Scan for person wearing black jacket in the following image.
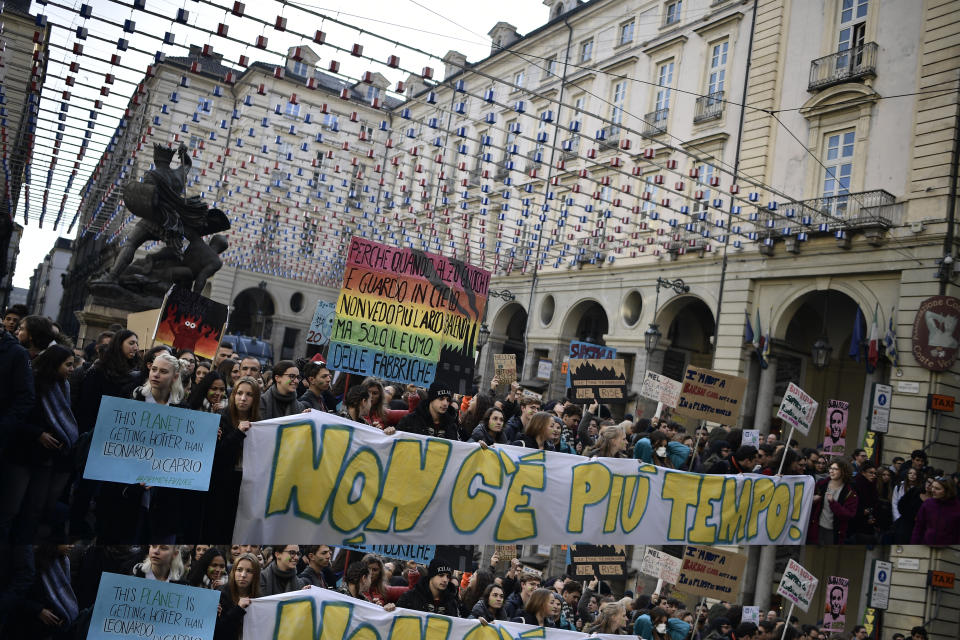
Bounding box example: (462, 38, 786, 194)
(396, 383, 459, 439)
(470, 584, 507, 620)
(299, 545, 336, 588)
(707, 446, 758, 475)
(396, 559, 460, 616)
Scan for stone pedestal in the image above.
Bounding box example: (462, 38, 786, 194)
(74, 293, 158, 349)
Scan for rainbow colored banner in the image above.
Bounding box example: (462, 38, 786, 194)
(327, 237, 491, 392)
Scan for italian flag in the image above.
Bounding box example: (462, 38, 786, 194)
(868, 303, 880, 369)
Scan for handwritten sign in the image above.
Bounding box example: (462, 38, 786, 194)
(569, 545, 627, 578)
(327, 237, 491, 393)
(83, 396, 219, 490)
(822, 399, 848, 456)
(154, 285, 228, 361)
(823, 576, 848, 633)
(494, 353, 517, 386)
(568, 359, 628, 404)
(676, 546, 746, 600)
(89, 572, 219, 640)
(567, 341, 616, 386)
(341, 545, 435, 564)
(640, 547, 682, 584)
(306, 299, 337, 346)
(234, 412, 815, 545)
(742, 429, 760, 448)
(776, 382, 818, 436)
(674, 366, 748, 424)
(494, 545, 517, 567)
(742, 606, 760, 624)
(777, 558, 818, 612)
(537, 358, 553, 380)
(640, 370, 683, 408)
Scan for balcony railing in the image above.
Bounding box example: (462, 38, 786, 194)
(808, 42, 878, 91)
(800, 189, 900, 229)
(694, 91, 724, 123)
(641, 109, 669, 137)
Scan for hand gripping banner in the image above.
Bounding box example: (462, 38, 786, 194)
(243, 586, 633, 640)
(233, 412, 814, 545)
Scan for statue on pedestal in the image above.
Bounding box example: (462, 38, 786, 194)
(91, 143, 231, 308)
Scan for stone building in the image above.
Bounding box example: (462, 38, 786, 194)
(26, 237, 73, 319)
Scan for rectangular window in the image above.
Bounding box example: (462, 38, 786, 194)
(504, 120, 517, 162)
(655, 60, 674, 113)
(707, 40, 728, 98)
(837, 0, 868, 68)
(292, 61, 309, 76)
(664, 0, 682, 26)
(197, 97, 212, 113)
(620, 21, 635, 46)
(822, 130, 855, 215)
(693, 164, 715, 213)
(366, 85, 381, 102)
(580, 39, 593, 62)
(567, 95, 585, 152)
(642, 174, 659, 213)
(544, 57, 557, 81)
(610, 81, 626, 135)
(514, 70, 525, 89)
(284, 101, 300, 119)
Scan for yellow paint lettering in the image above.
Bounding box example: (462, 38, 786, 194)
(749, 477, 775, 539)
(495, 462, 544, 541)
(275, 599, 318, 640)
(331, 450, 381, 532)
(567, 463, 612, 534)
(689, 474, 724, 543)
(620, 475, 650, 533)
(267, 424, 350, 519)
(318, 602, 351, 640)
(389, 616, 451, 640)
(450, 446, 502, 533)
(367, 439, 450, 532)
(717, 477, 752, 542)
(603, 475, 626, 533)
(662, 472, 701, 540)
(766, 483, 791, 540)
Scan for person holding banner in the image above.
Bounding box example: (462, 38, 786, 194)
(511, 412, 557, 451)
(470, 584, 508, 621)
(468, 407, 509, 446)
(397, 382, 459, 440)
(215, 552, 261, 640)
(807, 459, 858, 545)
(514, 588, 558, 628)
(396, 559, 460, 616)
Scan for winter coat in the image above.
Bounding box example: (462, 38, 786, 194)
(469, 423, 508, 446)
(259, 387, 306, 420)
(911, 497, 960, 545)
(806, 479, 858, 544)
(396, 578, 460, 616)
(633, 614, 692, 640)
(470, 599, 507, 620)
(0, 329, 34, 450)
(634, 438, 690, 468)
(396, 403, 459, 440)
(504, 414, 525, 442)
(259, 563, 306, 596)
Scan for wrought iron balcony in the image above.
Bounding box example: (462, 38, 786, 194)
(694, 91, 724, 123)
(641, 109, 669, 137)
(808, 43, 878, 91)
(799, 189, 900, 229)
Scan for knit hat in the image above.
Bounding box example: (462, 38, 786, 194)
(427, 381, 453, 403)
(428, 558, 453, 578)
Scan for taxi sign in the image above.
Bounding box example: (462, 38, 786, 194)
(929, 570, 955, 589)
(929, 394, 955, 412)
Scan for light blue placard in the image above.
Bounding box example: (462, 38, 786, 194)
(89, 572, 219, 640)
(307, 299, 337, 346)
(566, 341, 617, 387)
(341, 544, 436, 564)
(83, 396, 219, 490)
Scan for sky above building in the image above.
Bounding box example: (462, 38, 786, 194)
(11, 0, 551, 287)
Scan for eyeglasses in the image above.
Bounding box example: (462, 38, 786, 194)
(282, 373, 301, 381)
(283, 549, 300, 556)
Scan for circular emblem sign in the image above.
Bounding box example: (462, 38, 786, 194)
(912, 295, 960, 371)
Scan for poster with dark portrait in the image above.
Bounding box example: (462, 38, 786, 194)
(822, 399, 849, 457)
(823, 575, 848, 633)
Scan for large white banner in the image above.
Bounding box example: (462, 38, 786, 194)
(234, 412, 814, 545)
(243, 587, 634, 640)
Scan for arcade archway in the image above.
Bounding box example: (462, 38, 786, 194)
(230, 286, 276, 339)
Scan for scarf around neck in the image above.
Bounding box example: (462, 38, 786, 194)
(42, 380, 78, 448)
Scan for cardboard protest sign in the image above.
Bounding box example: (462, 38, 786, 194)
(640, 370, 683, 408)
(494, 353, 517, 386)
(569, 545, 627, 578)
(822, 400, 848, 456)
(125, 308, 161, 350)
(567, 341, 616, 386)
(341, 545, 435, 564)
(640, 547, 682, 584)
(234, 412, 814, 545)
(742, 429, 760, 448)
(83, 396, 219, 490)
(777, 558, 818, 612)
(521, 389, 543, 402)
(537, 358, 553, 380)
(306, 299, 337, 346)
(823, 576, 849, 633)
(494, 544, 518, 567)
(676, 546, 747, 600)
(327, 237, 491, 393)
(154, 285, 228, 360)
(243, 587, 628, 640)
(675, 366, 748, 423)
(742, 606, 760, 624)
(89, 572, 219, 640)
(568, 359, 628, 404)
(777, 382, 819, 436)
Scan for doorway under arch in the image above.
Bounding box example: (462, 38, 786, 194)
(230, 287, 275, 339)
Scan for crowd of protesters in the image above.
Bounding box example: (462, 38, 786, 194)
(1, 543, 930, 640)
(1, 304, 958, 547)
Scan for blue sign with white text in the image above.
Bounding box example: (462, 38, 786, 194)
(83, 395, 219, 490)
(88, 572, 219, 640)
